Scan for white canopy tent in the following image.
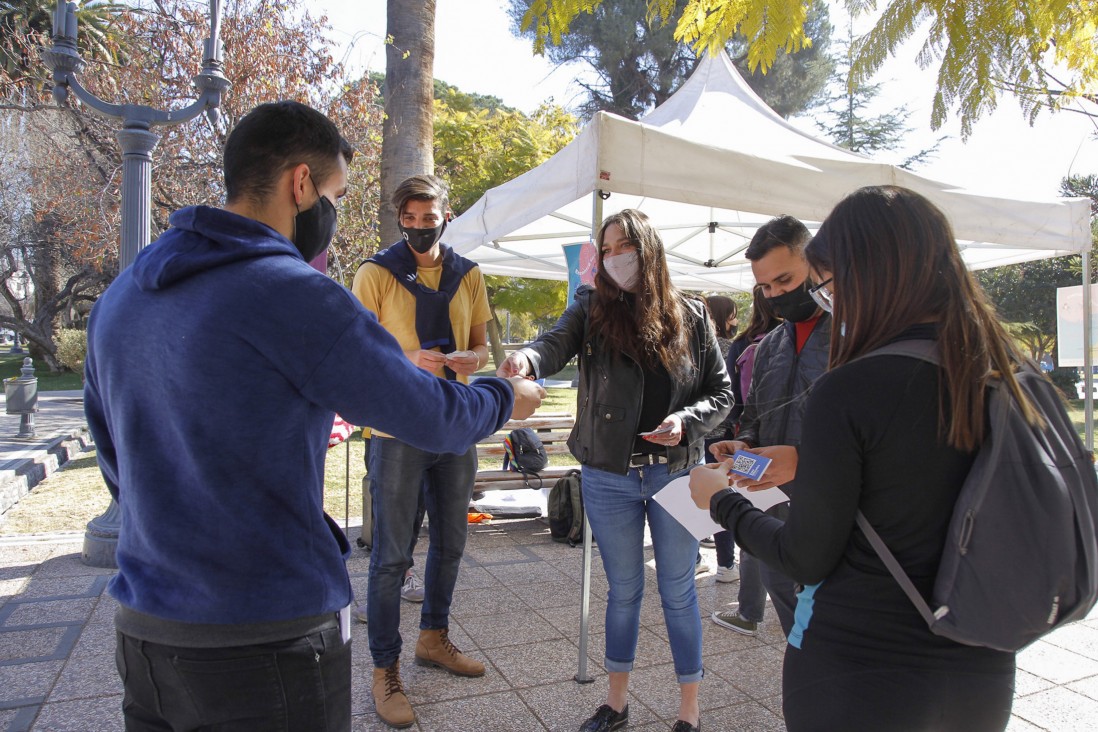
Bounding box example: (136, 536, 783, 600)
(446, 53, 1095, 684)
(447, 51, 1091, 292)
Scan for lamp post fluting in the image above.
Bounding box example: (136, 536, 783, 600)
(42, 1, 231, 568)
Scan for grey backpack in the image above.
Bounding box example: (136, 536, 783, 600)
(548, 469, 584, 546)
(857, 339, 1098, 651)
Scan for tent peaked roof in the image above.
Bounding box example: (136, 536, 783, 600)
(447, 51, 1091, 292)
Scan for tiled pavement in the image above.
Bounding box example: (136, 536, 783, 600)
(2, 526, 1098, 731)
(3, 392, 1098, 730)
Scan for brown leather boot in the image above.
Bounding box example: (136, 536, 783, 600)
(414, 627, 486, 677)
(372, 661, 414, 729)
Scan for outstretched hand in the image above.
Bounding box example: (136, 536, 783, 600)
(689, 461, 733, 510)
(733, 445, 799, 490)
(497, 352, 531, 379)
(508, 376, 546, 420)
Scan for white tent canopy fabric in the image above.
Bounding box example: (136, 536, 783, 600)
(447, 51, 1091, 292)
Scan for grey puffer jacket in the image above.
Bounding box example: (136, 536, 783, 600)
(737, 313, 831, 452)
(518, 286, 733, 475)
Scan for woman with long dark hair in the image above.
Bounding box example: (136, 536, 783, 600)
(691, 186, 1024, 731)
(500, 209, 732, 732)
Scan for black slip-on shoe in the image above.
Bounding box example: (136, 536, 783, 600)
(578, 703, 629, 732)
(671, 720, 700, 732)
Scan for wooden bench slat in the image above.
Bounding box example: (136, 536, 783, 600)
(478, 430, 573, 446)
(473, 413, 579, 496)
(476, 441, 570, 458)
(501, 416, 575, 430)
(473, 478, 555, 491)
(475, 466, 577, 481)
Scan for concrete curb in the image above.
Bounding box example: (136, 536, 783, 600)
(0, 427, 92, 515)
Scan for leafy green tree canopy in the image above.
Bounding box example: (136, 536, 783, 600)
(509, 0, 832, 120)
(519, 0, 1098, 137)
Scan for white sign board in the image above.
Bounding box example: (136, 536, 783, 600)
(1056, 284, 1098, 367)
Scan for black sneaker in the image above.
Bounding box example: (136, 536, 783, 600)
(578, 703, 629, 732)
(671, 721, 701, 732)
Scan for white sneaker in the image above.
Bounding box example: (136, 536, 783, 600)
(401, 573, 425, 603)
(695, 558, 710, 575)
(715, 565, 740, 583)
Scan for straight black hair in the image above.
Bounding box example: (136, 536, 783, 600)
(223, 101, 354, 206)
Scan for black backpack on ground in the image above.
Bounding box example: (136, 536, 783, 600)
(548, 469, 584, 546)
(502, 427, 548, 488)
(857, 339, 1098, 652)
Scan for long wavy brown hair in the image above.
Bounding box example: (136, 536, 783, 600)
(736, 285, 782, 343)
(590, 209, 693, 382)
(805, 185, 1039, 451)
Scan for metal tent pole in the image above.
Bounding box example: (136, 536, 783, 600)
(575, 189, 605, 684)
(1084, 251, 1093, 452)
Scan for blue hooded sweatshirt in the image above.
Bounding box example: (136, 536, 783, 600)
(84, 206, 513, 626)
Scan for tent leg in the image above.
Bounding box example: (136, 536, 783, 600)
(1084, 252, 1093, 452)
(574, 188, 604, 685)
(344, 438, 351, 534)
(592, 189, 604, 244)
(575, 508, 595, 684)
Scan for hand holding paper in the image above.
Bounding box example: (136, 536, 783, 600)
(654, 475, 724, 541)
(689, 457, 791, 514)
(689, 462, 732, 510)
(640, 414, 683, 446)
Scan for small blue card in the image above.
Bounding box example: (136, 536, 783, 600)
(726, 450, 771, 481)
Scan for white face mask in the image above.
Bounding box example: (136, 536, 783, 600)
(602, 251, 641, 292)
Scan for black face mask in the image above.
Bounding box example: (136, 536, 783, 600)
(293, 184, 337, 262)
(399, 221, 446, 255)
(767, 281, 820, 323)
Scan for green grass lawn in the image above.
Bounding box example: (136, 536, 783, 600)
(0, 352, 83, 391)
(2, 385, 581, 534)
(11, 387, 1092, 536)
(1067, 399, 1089, 443)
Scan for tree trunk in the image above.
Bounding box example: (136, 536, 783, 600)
(486, 304, 506, 368)
(380, 0, 436, 246)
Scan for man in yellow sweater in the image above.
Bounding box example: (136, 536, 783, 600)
(351, 175, 491, 729)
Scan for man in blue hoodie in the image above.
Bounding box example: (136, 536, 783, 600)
(83, 101, 545, 732)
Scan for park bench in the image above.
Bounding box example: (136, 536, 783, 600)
(357, 412, 578, 548)
(473, 412, 577, 492)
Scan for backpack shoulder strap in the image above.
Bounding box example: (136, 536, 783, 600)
(855, 511, 939, 627)
(857, 338, 941, 366)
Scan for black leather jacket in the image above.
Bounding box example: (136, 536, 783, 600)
(518, 287, 733, 475)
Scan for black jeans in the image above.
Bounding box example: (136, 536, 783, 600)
(116, 626, 351, 732)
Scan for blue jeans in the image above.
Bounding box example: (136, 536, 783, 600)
(703, 438, 736, 570)
(116, 626, 350, 731)
(736, 550, 767, 623)
(581, 463, 704, 684)
(366, 437, 476, 668)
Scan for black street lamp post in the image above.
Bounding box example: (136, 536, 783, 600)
(42, 1, 231, 568)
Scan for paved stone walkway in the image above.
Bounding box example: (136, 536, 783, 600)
(3, 391, 1098, 730)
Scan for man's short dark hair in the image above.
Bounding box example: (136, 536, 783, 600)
(744, 215, 811, 261)
(391, 175, 449, 217)
(223, 101, 354, 205)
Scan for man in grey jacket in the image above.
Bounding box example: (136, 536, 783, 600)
(709, 215, 831, 638)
